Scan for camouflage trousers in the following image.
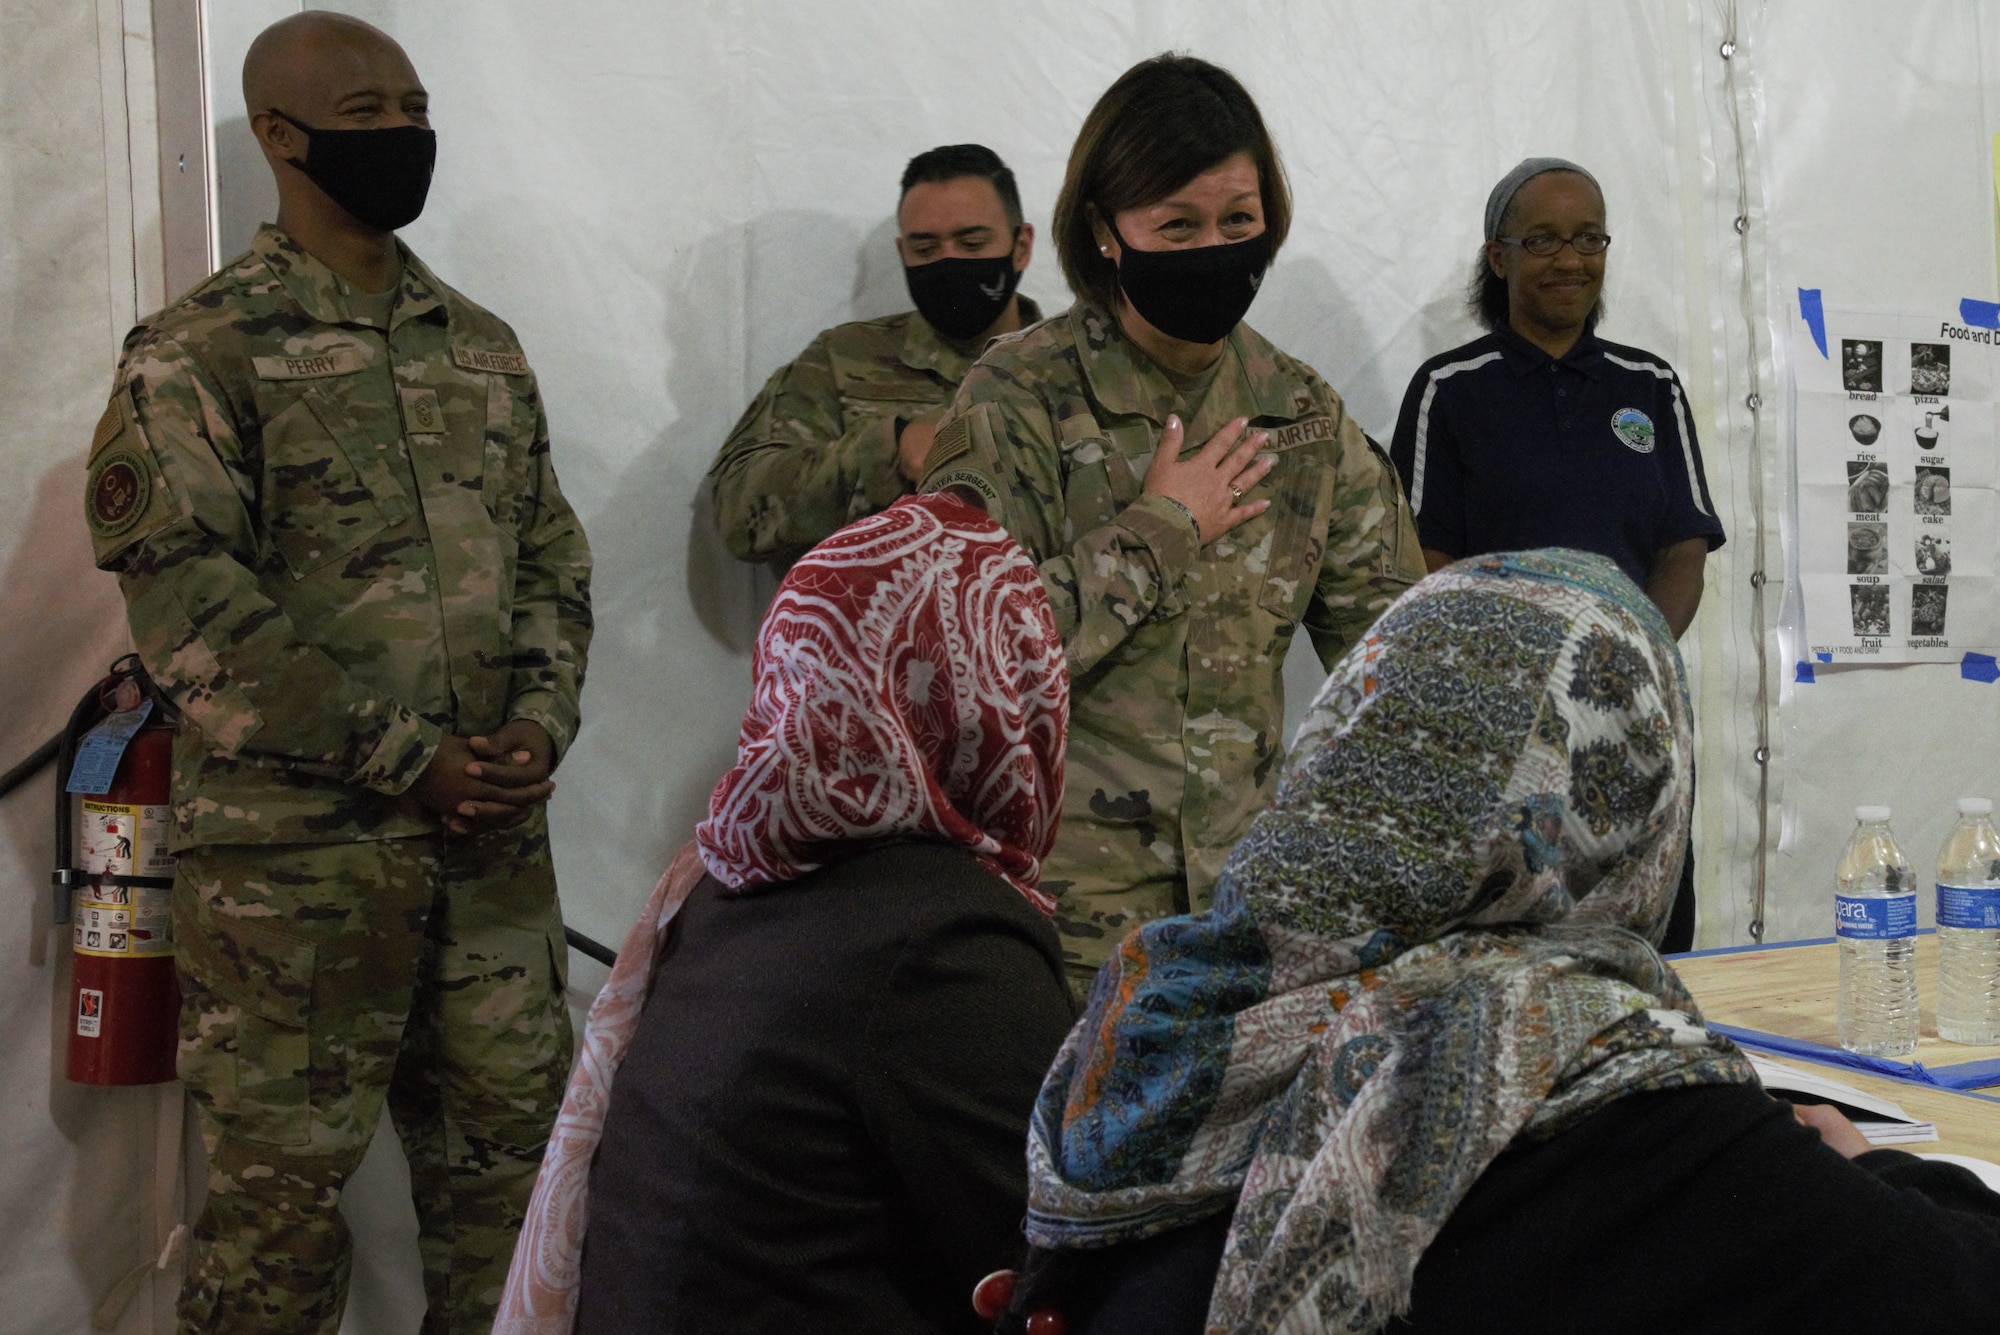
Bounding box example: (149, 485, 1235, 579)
(1052, 870, 1194, 996)
(171, 821, 572, 1335)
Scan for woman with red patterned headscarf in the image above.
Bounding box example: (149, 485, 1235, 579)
(497, 494, 1075, 1335)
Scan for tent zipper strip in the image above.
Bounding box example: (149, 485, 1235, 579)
(1719, 0, 1772, 943)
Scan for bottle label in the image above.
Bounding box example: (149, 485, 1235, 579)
(1937, 882, 2000, 929)
(1836, 892, 1917, 939)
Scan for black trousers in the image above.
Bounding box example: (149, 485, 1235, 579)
(1661, 762, 1697, 954)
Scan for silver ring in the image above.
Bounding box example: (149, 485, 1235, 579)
(1229, 484, 1244, 504)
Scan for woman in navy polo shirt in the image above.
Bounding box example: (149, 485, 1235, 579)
(1389, 157, 1723, 951)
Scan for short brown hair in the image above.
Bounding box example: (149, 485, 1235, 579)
(900, 143, 1022, 227)
(1054, 54, 1292, 316)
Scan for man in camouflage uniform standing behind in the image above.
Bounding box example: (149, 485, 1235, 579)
(82, 15, 591, 1333)
(710, 144, 1041, 566)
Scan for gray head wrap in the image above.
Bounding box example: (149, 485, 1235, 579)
(1483, 156, 1602, 240)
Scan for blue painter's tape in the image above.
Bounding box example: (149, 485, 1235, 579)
(1816, 652, 1833, 663)
(1667, 932, 1930, 962)
(1798, 287, 1827, 357)
(1666, 934, 1837, 961)
(1963, 653, 2000, 683)
(1796, 661, 1816, 683)
(1960, 298, 2000, 330)
(1709, 1022, 2000, 1093)
(1930, 1056, 2000, 1090)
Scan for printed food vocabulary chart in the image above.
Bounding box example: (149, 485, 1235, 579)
(1795, 303, 1998, 662)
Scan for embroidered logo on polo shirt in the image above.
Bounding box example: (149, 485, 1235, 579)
(1610, 408, 1655, 454)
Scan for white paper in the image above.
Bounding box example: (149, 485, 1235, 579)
(1747, 1053, 1940, 1144)
(1749, 1053, 1916, 1121)
(1793, 307, 2000, 662)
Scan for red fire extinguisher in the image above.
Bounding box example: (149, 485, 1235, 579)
(55, 655, 180, 1085)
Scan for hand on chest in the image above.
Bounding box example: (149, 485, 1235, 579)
(1060, 408, 1335, 624)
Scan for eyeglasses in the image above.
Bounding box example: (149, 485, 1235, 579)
(1498, 231, 1612, 258)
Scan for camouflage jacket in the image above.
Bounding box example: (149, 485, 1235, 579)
(923, 302, 1422, 947)
(710, 298, 1042, 564)
(84, 226, 593, 849)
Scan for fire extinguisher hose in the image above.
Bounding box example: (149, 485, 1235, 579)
(0, 732, 59, 801)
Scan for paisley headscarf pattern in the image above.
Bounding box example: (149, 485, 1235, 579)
(1025, 549, 1754, 1333)
(697, 493, 1068, 909)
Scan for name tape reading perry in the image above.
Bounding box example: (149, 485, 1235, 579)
(252, 346, 368, 380)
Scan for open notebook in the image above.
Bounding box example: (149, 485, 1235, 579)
(1748, 1053, 1939, 1146)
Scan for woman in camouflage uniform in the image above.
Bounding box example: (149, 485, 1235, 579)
(922, 55, 1422, 988)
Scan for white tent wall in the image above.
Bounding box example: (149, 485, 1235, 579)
(3, 2, 1997, 1332)
(1755, 4, 2000, 943)
(0, 3, 193, 1332)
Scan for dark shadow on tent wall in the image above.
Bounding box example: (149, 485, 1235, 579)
(0, 453, 158, 1327)
(213, 116, 280, 263)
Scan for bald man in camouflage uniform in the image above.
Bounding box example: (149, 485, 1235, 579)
(924, 303, 1422, 986)
(83, 15, 589, 1334)
(711, 143, 1040, 565)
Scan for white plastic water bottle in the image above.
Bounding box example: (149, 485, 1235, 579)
(1935, 797, 2000, 1045)
(1836, 805, 1919, 1056)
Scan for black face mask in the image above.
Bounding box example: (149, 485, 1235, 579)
(903, 238, 1022, 341)
(1112, 226, 1272, 345)
(272, 109, 437, 232)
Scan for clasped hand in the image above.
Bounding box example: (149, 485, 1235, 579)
(1141, 414, 1275, 544)
(409, 719, 556, 835)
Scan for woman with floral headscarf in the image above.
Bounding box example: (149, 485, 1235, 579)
(497, 494, 1076, 1334)
(988, 550, 2000, 1334)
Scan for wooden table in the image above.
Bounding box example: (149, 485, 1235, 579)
(1673, 934, 2000, 1162)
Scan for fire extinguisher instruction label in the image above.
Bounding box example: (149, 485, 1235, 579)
(73, 884, 172, 958)
(76, 989, 104, 1038)
(79, 800, 173, 878)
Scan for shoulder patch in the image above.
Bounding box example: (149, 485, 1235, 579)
(453, 345, 530, 375)
(252, 345, 368, 380)
(924, 417, 973, 476)
(89, 398, 124, 461)
(1265, 415, 1337, 453)
(1610, 408, 1656, 454)
(926, 465, 1001, 510)
(86, 447, 152, 539)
